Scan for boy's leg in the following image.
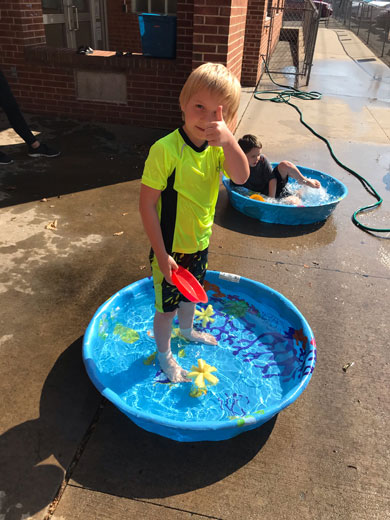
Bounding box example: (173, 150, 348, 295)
(278, 160, 320, 188)
(150, 251, 190, 383)
(178, 301, 217, 345)
(154, 309, 190, 383)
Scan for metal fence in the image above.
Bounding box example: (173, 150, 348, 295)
(332, 0, 390, 63)
(263, 1, 321, 88)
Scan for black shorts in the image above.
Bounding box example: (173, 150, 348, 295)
(149, 248, 208, 313)
(273, 166, 291, 198)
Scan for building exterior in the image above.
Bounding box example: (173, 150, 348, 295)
(0, 0, 282, 129)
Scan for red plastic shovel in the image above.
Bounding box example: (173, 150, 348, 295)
(171, 266, 208, 303)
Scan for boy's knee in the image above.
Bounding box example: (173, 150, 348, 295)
(156, 309, 177, 319)
(278, 161, 294, 177)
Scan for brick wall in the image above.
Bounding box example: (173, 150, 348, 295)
(241, 0, 285, 86)
(226, 0, 248, 81)
(0, 2, 193, 129)
(0, 0, 266, 130)
(191, 0, 248, 82)
(106, 1, 142, 53)
(241, 0, 267, 86)
(0, 2, 45, 81)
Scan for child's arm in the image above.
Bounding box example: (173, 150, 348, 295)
(205, 106, 249, 185)
(139, 184, 178, 283)
(278, 161, 321, 189)
(268, 178, 277, 198)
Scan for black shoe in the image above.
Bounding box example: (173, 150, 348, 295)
(0, 151, 13, 165)
(28, 143, 61, 158)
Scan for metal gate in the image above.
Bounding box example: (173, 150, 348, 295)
(264, 1, 321, 87)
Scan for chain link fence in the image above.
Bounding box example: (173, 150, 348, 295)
(261, 1, 321, 88)
(331, 0, 390, 65)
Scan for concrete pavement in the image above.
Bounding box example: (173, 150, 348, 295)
(1, 28, 389, 519)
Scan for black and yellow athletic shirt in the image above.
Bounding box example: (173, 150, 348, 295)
(141, 127, 226, 254)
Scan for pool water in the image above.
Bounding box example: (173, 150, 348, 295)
(232, 181, 339, 206)
(90, 277, 315, 424)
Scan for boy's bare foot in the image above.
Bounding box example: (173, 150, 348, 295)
(306, 178, 321, 189)
(180, 328, 218, 345)
(157, 351, 191, 383)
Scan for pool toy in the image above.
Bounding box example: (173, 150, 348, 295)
(194, 304, 215, 327)
(83, 271, 316, 442)
(171, 265, 208, 303)
(249, 193, 265, 202)
(188, 358, 219, 398)
(223, 165, 348, 225)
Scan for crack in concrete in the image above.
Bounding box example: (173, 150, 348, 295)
(43, 399, 106, 520)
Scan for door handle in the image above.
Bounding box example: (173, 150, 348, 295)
(66, 4, 74, 30)
(72, 5, 80, 31)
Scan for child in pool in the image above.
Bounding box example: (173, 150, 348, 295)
(236, 134, 321, 204)
(139, 63, 249, 383)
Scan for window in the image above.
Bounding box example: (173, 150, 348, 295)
(132, 0, 177, 15)
(266, 0, 273, 18)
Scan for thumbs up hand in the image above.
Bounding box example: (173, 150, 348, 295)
(205, 105, 232, 147)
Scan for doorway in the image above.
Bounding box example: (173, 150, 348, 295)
(42, 0, 107, 49)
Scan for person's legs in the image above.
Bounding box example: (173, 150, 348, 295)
(178, 301, 217, 345)
(0, 70, 36, 146)
(154, 309, 190, 382)
(273, 164, 302, 205)
(150, 252, 190, 383)
(174, 248, 217, 344)
(0, 70, 60, 158)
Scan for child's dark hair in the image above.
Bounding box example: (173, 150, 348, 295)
(238, 134, 262, 154)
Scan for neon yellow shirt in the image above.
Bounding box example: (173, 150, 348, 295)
(141, 128, 225, 254)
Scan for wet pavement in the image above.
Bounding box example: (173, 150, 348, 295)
(1, 28, 389, 520)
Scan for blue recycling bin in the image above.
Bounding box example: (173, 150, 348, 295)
(138, 13, 176, 58)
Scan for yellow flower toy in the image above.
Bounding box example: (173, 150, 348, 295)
(194, 304, 215, 328)
(187, 358, 219, 398)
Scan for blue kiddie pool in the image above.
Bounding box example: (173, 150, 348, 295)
(83, 271, 316, 442)
(223, 165, 348, 225)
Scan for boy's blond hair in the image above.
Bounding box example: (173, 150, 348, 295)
(179, 62, 241, 124)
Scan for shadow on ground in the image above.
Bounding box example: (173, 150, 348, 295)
(0, 116, 167, 208)
(0, 337, 275, 518)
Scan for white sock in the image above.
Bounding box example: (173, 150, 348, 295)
(157, 350, 190, 383)
(180, 327, 218, 345)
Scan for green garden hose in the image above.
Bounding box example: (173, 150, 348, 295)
(254, 63, 389, 234)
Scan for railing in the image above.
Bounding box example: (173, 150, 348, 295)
(264, 1, 320, 87)
(332, 0, 390, 62)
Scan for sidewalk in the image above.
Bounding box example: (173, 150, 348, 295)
(0, 28, 389, 520)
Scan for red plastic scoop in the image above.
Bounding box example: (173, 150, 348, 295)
(171, 266, 208, 303)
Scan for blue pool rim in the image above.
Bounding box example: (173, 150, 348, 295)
(83, 271, 316, 441)
(223, 165, 348, 226)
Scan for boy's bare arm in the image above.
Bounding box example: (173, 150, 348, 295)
(139, 184, 177, 283)
(268, 178, 277, 198)
(205, 106, 249, 185)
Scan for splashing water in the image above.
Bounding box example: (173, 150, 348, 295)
(233, 180, 339, 206)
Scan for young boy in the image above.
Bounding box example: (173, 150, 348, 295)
(236, 134, 320, 204)
(139, 63, 249, 383)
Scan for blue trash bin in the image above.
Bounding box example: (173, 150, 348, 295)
(138, 13, 176, 58)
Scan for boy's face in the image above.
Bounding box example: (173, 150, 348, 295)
(181, 88, 226, 147)
(246, 147, 261, 167)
